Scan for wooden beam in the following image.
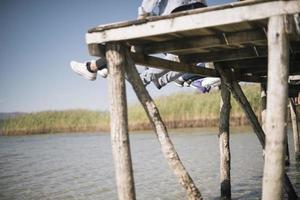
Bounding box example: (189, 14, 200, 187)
(88, 43, 105, 58)
(123, 47, 203, 200)
(219, 78, 231, 200)
(289, 99, 300, 161)
(131, 53, 219, 77)
(106, 43, 136, 200)
(238, 75, 266, 83)
(262, 15, 291, 200)
(286, 14, 300, 40)
(285, 132, 290, 166)
(86, 1, 300, 44)
(216, 55, 300, 75)
(87, 43, 219, 77)
(138, 29, 266, 54)
(216, 66, 266, 146)
(183, 46, 268, 63)
(89, 0, 272, 32)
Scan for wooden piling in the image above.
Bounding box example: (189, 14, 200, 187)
(216, 66, 265, 147)
(260, 84, 267, 132)
(290, 99, 300, 161)
(106, 43, 136, 200)
(216, 67, 297, 199)
(284, 138, 291, 166)
(262, 15, 289, 200)
(219, 80, 231, 200)
(123, 48, 202, 200)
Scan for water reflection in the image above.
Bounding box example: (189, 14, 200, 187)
(0, 128, 299, 199)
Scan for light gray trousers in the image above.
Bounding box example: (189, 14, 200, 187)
(139, 54, 183, 88)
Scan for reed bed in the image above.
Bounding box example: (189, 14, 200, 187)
(1, 85, 261, 135)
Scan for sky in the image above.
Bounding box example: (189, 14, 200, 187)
(0, 0, 233, 113)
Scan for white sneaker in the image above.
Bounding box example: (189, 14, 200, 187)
(201, 77, 221, 88)
(98, 68, 108, 78)
(70, 61, 97, 81)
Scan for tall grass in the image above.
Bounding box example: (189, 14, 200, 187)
(0, 109, 109, 135)
(128, 84, 261, 128)
(0, 85, 262, 135)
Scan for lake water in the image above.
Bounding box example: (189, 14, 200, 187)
(0, 128, 299, 200)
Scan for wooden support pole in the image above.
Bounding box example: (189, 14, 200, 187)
(260, 83, 267, 132)
(285, 132, 290, 166)
(262, 15, 290, 200)
(261, 83, 290, 166)
(123, 47, 203, 200)
(219, 80, 231, 200)
(106, 43, 136, 200)
(216, 67, 297, 199)
(290, 99, 300, 161)
(216, 66, 265, 147)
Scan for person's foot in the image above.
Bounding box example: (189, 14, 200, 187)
(191, 79, 211, 93)
(97, 68, 108, 78)
(92, 59, 108, 78)
(174, 77, 184, 87)
(183, 79, 193, 87)
(201, 77, 221, 88)
(70, 61, 97, 81)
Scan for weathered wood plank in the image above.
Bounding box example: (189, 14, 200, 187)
(106, 43, 136, 200)
(86, 1, 300, 44)
(262, 15, 290, 200)
(181, 46, 267, 63)
(139, 29, 266, 54)
(131, 53, 219, 77)
(87, 43, 219, 77)
(123, 47, 203, 200)
(219, 79, 231, 200)
(89, 0, 272, 32)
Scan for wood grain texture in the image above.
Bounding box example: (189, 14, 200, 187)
(219, 80, 231, 200)
(106, 43, 136, 200)
(86, 1, 300, 44)
(123, 48, 203, 200)
(262, 15, 291, 200)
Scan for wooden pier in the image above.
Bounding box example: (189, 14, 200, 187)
(86, 0, 300, 199)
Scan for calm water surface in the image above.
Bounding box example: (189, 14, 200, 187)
(0, 128, 299, 200)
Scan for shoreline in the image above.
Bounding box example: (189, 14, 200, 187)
(1, 116, 253, 136)
(4, 85, 294, 136)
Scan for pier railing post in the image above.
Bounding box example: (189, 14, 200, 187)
(123, 47, 203, 200)
(105, 42, 136, 200)
(219, 79, 231, 200)
(289, 99, 300, 161)
(262, 15, 289, 200)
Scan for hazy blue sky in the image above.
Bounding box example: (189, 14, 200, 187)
(0, 0, 233, 113)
